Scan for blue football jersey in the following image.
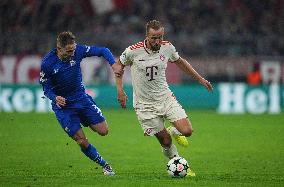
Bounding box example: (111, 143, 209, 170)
(39, 44, 115, 103)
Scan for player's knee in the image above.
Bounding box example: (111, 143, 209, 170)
(97, 128, 108, 136)
(76, 138, 89, 149)
(183, 128, 193, 137)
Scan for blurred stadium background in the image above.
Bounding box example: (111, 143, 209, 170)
(0, 0, 283, 113)
(0, 1, 284, 186)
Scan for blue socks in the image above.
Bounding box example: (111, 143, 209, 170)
(81, 144, 107, 167)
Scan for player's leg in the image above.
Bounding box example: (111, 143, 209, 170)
(53, 107, 111, 173)
(170, 119, 197, 177)
(164, 97, 196, 177)
(72, 128, 114, 175)
(167, 120, 191, 147)
(138, 114, 179, 159)
(154, 128, 179, 159)
(89, 121, 108, 136)
(89, 123, 115, 176)
(168, 119, 196, 177)
(72, 128, 107, 166)
(165, 96, 191, 147)
(80, 96, 109, 136)
(78, 97, 115, 175)
(171, 118, 193, 137)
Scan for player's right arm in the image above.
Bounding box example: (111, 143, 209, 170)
(115, 47, 133, 108)
(39, 63, 56, 102)
(39, 62, 66, 107)
(115, 59, 128, 108)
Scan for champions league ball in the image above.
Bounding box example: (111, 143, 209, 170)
(166, 157, 189, 178)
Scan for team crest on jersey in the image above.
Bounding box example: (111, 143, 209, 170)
(145, 128, 153, 136)
(70, 60, 76, 66)
(160, 55, 165, 61)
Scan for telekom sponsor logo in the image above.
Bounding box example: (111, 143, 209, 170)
(160, 55, 165, 61)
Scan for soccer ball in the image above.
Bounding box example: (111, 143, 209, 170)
(166, 157, 189, 177)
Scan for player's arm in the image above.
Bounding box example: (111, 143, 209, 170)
(173, 58, 213, 92)
(39, 64, 56, 102)
(115, 47, 133, 108)
(115, 59, 128, 108)
(81, 45, 123, 77)
(39, 64, 66, 107)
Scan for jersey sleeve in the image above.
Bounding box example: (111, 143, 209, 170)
(77, 44, 115, 65)
(168, 43, 180, 62)
(39, 62, 56, 102)
(119, 47, 134, 66)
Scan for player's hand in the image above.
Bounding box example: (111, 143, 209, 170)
(117, 91, 128, 108)
(111, 62, 124, 77)
(199, 78, 213, 92)
(55, 96, 66, 107)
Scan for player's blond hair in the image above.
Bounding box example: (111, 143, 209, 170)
(57, 31, 75, 48)
(146, 20, 163, 35)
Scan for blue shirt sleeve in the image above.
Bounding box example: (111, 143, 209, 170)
(78, 44, 116, 65)
(39, 62, 56, 102)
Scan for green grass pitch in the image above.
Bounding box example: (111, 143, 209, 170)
(1, 110, 284, 186)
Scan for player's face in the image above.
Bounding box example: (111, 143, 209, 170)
(57, 42, 76, 60)
(146, 27, 164, 51)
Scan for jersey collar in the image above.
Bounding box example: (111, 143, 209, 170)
(143, 40, 160, 54)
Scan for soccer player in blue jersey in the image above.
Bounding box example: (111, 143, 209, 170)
(39, 31, 122, 176)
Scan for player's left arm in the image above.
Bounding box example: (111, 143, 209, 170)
(173, 57, 213, 92)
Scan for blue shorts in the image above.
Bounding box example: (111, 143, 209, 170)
(52, 96, 105, 137)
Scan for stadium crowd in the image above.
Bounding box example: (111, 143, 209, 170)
(0, 0, 283, 56)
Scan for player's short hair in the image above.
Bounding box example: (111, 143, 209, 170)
(57, 31, 75, 48)
(146, 20, 163, 35)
